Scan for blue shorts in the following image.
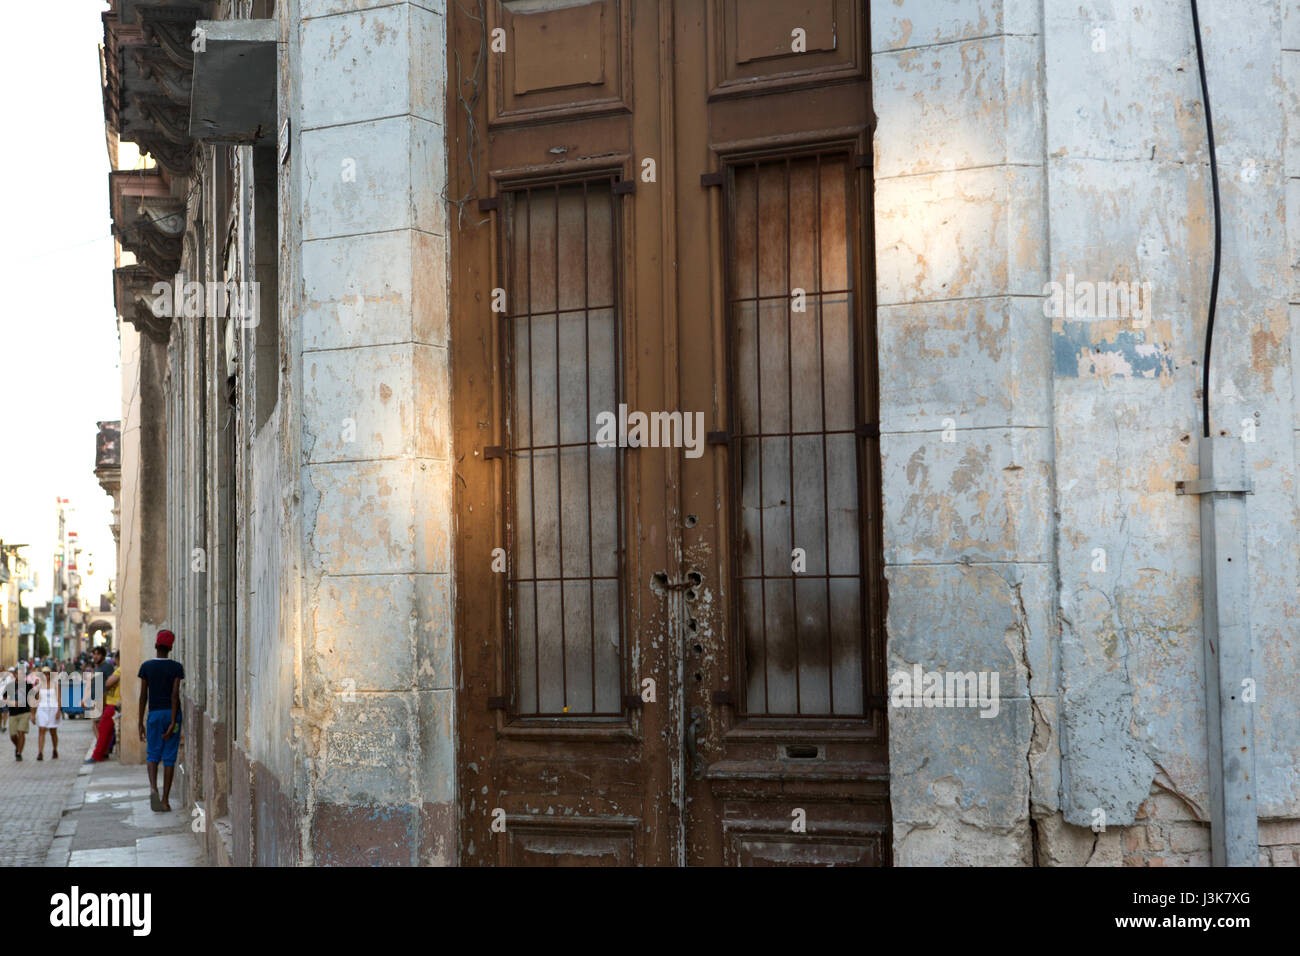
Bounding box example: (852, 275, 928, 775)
(145, 710, 181, 766)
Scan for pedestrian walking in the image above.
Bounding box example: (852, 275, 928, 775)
(87, 646, 113, 738)
(138, 629, 184, 811)
(33, 667, 61, 760)
(7, 666, 30, 760)
(0, 667, 11, 734)
(87, 658, 121, 763)
(7, 671, 31, 759)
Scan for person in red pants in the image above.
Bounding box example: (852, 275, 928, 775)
(86, 661, 121, 763)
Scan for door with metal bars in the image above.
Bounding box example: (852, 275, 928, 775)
(450, 0, 887, 866)
(451, 0, 678, 866)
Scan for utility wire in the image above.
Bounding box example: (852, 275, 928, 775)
(1190, 0, 1221, 439)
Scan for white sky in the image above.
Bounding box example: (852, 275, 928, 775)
(0, 2, 120, 614)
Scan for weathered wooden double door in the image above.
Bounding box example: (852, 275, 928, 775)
(451, 0, 888, 865)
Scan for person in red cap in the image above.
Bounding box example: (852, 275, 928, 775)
(137, 629, 184, 811)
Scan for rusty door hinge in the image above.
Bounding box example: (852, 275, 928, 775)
(855, 423, 880, 439)
(711, 689, 734, 707)
(700, 171, 725, 188)
(487, 696, 508, 710)
(477, 196, 500, 213)
(612, 179, 636, 195)
(867, 694, 889, 711)
(706, 430, 729, 445)
(483, 445, 506, 460)
(855, 153, 872, 170)
(622, 694, 645, 710)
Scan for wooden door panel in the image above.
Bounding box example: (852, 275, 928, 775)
(488, 0, 632, 124)
(453, 0, 678, 867)
(454, 0, 886, 866)
(677, 0, 889, 866)
(503, 816, 639, 866)
(706, 0, 866, 97)
(727, 828, 883, 867)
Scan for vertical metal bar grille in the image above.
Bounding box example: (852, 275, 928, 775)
(503, 176, 624, 717)
(727, 150, 867, 717)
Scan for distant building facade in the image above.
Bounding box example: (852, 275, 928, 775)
(0, 545, 31, 667)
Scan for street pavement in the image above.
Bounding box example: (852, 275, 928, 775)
(0, 715, 205, 867)
(0, 717, 92, 865)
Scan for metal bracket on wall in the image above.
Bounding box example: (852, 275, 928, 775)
(1175, 477, 1254, 495)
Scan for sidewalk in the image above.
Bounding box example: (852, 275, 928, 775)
(41, 720, 206, 867)
(0, 718, 93, 865)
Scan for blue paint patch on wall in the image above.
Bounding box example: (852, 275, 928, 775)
(1053, 322, 1173, 379)
(1054, 326, 1081, 377)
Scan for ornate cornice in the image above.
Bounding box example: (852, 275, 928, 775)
(114, 265, 174, 344)
(131, 93, 191, 145)
(133, 129, 194, 177)
(109, 171, 185, 280)
(129, 47, 192, 106)
(136, 5, 205, 71)
(102, 3, 212, 174)
(117, 220, 183, 280)
(102, 2, 218, 344)
(132, 299, 175, 344)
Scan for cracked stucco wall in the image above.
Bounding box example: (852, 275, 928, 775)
(873, 0, 1058, 866)
(277, 0, 455, 865)
(1047, 0, 1300, 862)
(875, 0, 1300, 865)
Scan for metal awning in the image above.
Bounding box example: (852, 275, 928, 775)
(188, 19, 277, 145)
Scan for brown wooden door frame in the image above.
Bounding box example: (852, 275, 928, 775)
(449, 0, 681, 866)
(449, 0, 888, 866)
(669, 0, 889, 866)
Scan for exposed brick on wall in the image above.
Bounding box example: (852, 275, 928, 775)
(1115, 806, 1300, 866)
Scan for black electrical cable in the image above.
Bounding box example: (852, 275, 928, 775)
(1190, 0, 1221, 438)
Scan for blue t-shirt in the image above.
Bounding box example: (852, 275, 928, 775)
(138, 658, 185, 712)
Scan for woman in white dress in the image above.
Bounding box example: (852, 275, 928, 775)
(33, 667, 61, 760)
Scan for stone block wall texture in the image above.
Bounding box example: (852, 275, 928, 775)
(291, 0, 455, 866)
(160, 0, 454, 869)
(875, 0, 1300, 864)
(117, 325, 170, 768)
(874, 0, 1056, 866)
